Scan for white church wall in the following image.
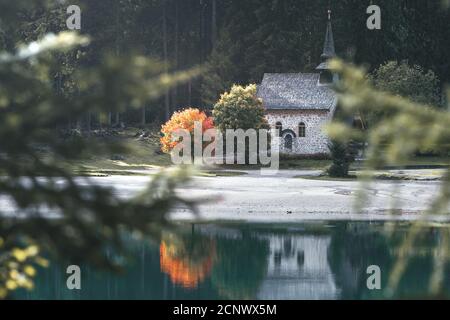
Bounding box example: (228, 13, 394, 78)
(266, 109, 335, 156)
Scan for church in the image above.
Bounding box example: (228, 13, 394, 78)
(257, 11, 338, 156)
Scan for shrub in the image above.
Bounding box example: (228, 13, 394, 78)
(327, 140, 355, 177)
(370, 61, 441, 107)
(160, 108, 214, 153)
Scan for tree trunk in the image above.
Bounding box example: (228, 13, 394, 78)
(87, 112, 91, 136)
(200, 0, 206, 62)
(211, 0, 217, 47)
(141, 106, 146, 126)
(76, 116, 81, 131)
(173, 0, 179, 110)
(163, 1, 170, 121)
(188, 80, 192, 106)
(113, 0, 120, 127)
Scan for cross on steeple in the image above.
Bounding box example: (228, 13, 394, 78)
(321, 10, 336, 61)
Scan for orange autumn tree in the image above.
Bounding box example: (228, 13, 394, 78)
(160, 108, 214, 153)
(160, 240, 216, 289)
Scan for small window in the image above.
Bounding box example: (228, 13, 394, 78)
(298, 122, 306, 138)
(275, 122, 282, 136)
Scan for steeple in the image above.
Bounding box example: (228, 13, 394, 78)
(316, 9, 337, 86)
(321, 9, 336, 61)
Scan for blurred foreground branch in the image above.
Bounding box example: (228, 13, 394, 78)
(327, 59, 450, 296)
(0, 31, 199, 298)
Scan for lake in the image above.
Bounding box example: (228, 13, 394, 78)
(14, 221, 450, 300)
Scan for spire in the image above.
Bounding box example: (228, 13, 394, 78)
(320, 9, 336, 61)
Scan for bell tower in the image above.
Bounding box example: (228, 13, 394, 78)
(316, 10, 337, 85)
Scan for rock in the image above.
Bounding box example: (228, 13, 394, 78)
(110, 154, 126, 161)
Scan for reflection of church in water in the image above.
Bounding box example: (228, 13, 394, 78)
(256, 233, 339, 300)
(194, 225, 342, 299)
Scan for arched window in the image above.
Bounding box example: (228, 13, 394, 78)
(275, 122, 282, 136)
(284, 134, 293, 151)
(298, 122, 306, 138)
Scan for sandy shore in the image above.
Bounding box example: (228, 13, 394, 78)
(1, 170, 447, 222)
(169, 170, 446, 222)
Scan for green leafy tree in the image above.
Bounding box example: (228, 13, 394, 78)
(371, 61, 441, 107)
(212, 84, 269, 162)
(212, 84, 268, 131)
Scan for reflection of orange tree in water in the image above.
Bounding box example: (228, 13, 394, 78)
(159, 229, 269, 298)
(159, 232, 216, 289)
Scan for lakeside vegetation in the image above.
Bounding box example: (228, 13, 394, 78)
(52, 128, 448, 176)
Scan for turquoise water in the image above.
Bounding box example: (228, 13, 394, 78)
(15, 221, 450, 300)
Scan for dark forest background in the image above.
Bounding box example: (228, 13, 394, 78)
(2, 0, 449, 127)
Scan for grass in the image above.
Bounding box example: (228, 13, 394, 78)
(296, 175, 357, 181)
(401, 156, 449, 168)
(60, 127, 171, 176)
(297, 168, 445, 182)
(42, 127, 448, 177)
(351, 155, 449, 170)
(198, 170, 248, 177)
(279, 159, 332, 170)
(220, 159, 332, 171)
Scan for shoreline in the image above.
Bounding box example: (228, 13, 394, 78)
(169, 211, 450, 223)
(1, 171, 447, 223)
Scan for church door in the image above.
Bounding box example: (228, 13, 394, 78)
(284, 134, 293, 151)
(281, 129, 296, 153)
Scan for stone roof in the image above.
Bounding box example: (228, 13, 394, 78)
(316, 61, 331, 71)
(257, 73, 337, 110)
